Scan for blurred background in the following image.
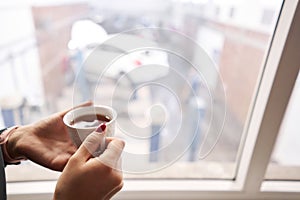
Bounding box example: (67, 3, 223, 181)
(1, 0, 298, 181)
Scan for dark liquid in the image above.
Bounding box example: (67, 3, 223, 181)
(70, 114, 111, 128)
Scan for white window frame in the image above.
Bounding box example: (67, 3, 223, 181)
(7, 0, 300, 199)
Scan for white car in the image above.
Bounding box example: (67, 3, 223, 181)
(68, 20, 169, 85)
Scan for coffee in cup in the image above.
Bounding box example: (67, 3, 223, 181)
(63, 105, 117, 147)
(70, 114, 111, 128)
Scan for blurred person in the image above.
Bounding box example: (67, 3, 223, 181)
(0, 102, 125, 200)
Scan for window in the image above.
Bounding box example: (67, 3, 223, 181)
(265, 72, 300, 180)
(261, 8, 276, 25)
(229, 7, 235, 18)
(2, 0, 300, 199)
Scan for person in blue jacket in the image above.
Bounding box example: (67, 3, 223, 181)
(0, 102, 125, 200)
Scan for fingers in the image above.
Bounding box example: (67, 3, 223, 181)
(75, 130, 106, 162)
(97, 138, 125, 169)
(59, 101, 93, 116)
(72, 121, 125, 169)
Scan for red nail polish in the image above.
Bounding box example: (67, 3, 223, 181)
(96, 123, 106, 133)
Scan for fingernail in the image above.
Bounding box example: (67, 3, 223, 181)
(96, 123, 106, 133)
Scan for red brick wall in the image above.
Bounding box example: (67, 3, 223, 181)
(213, 22, 270, 123)
(31, 4, 89, 100)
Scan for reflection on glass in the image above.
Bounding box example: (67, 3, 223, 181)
(1, 0, 282, 181)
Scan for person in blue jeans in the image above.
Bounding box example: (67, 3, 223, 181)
(0, 101, 125, 200)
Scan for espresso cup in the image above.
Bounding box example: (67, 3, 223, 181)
(63, 105, 117, 147)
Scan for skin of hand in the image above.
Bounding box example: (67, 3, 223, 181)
(53, 130, 125, 200)
(5, 101, 93, 171)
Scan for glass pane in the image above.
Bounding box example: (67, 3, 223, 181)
(1, 0, 282, 181)
(265, 71, 300, 180)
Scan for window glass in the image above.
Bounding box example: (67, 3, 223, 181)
(1, 0, 282, 181)
(265, 71, 300, 180)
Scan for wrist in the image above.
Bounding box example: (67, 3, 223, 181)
(4, 125, 29, 162)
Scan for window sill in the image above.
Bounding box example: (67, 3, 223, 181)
(6, 161, 236, 182)
(7, 179, 300, 200)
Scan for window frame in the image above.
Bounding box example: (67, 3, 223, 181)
(7, 0, 300, 199)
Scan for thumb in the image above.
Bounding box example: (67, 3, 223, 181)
(76, 124, 106, 162)
(97, 138, 125, 169)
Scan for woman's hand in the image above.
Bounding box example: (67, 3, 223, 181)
(54, 129, 125, 200)
(6, 101, 92, 171)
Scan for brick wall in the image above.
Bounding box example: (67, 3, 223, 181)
(31, 4, 89, 102)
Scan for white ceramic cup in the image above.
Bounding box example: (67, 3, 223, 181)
(63, 105, 117, 147)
